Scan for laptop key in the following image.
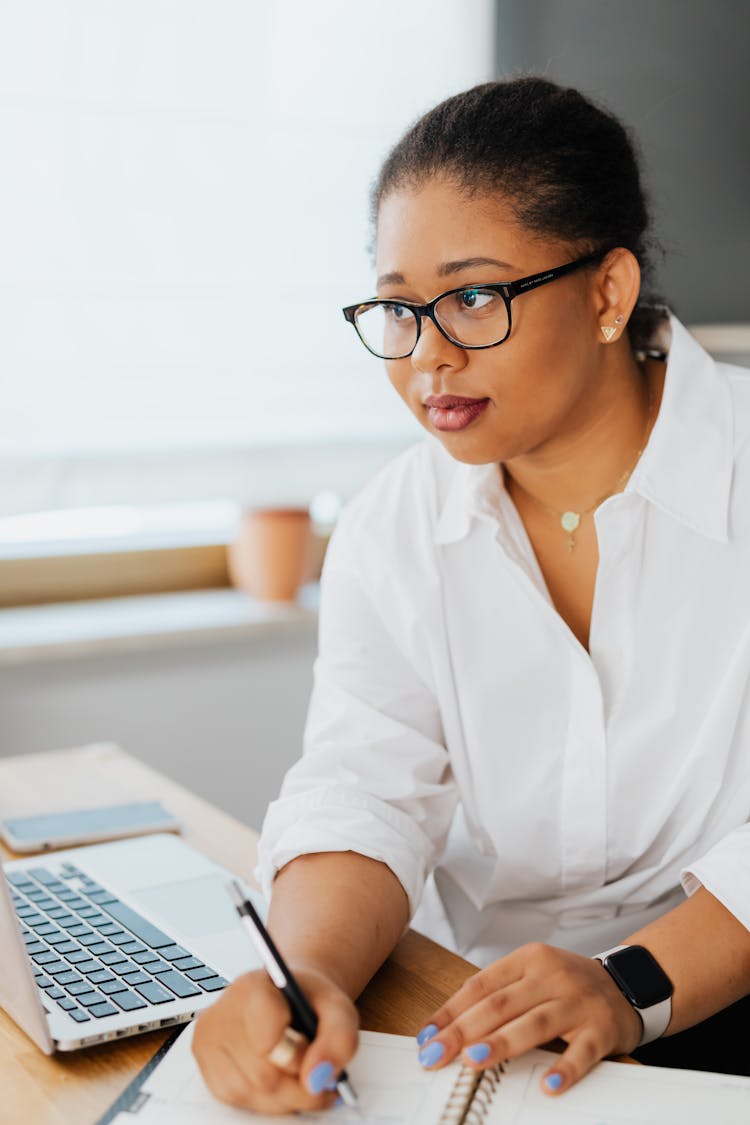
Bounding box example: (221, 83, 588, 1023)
(48, 932, 77, 946)
(76, 906, 100, 918)
(31, 922, 58, 936)
(67, 981, 96, 996)
(56, 971, 84, 986)
(89, 1002, 119, 1018)
(55, 941, 81, 955)
(110, 961, 138, 975)
(108, 932, 136, 946)
(87, 942, 115, 956)
(173, 956, 204, 971)
(74, 959, 101, 974)
(97, 922, 122, 936)
(66, 950, 93, 964)
(26, 943, 49, 958)
(31, 950, 60, 965)
(120, 941, 146, 955)
(111, 990, 148, 1012)
(88, 890, 118, 905)
(99, 979, 128, 995)
(146, 960, 171, 975)
(57, 997, 77, 1011)
(76, 992, 106, 1008)
(43, 961, 67, 975)
(26, 868, 59, 885)
(98, 900, 173, 947)
(122, 970, 150, 986)
(6, 873, 35, 887)
(78, 934, 105, 947)
(69, 1008, 91, 1022)
(196, 976, 228, 992)
(36, 975, 53, 989)
(46, 987, 65, 999)
(132, 950, 159, 964)
(100, 951, 129, 965)
(185, 966, 218, 982)
(88, 969, 116, 984)
(66, 925, 94, 938)
(134, 981, 173, 1004)
(158, 945, 189, 962)
(57, 915, 82, 928)
(156, 971, 201, 998)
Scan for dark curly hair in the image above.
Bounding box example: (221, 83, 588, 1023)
(372, 77, 666, 351)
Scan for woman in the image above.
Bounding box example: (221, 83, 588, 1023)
(194, 77, 750, 1110)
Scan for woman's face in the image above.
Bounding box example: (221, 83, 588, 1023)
(375, 178, 606, 466)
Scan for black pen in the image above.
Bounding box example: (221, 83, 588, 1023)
(227, 879, 360, 1109)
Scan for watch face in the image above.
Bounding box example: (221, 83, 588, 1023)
(606, 945, 674, 1007)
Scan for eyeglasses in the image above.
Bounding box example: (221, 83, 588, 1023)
(342, 251, 607, 360)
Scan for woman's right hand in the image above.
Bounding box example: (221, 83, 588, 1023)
(191, 966, 359, 1114)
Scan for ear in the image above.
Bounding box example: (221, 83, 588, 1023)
(592, 248, 641, 344)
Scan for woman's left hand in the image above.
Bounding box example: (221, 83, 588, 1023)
(415, 942, 644, 1095)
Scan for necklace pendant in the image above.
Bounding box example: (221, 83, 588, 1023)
(561, 510, 580, 553)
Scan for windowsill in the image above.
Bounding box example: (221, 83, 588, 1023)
(0, 586, 319, 666)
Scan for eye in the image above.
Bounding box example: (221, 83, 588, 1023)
(385, 303, 412, 322)
(459, 288, 494, 310)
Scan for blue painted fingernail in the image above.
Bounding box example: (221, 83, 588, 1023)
(419, 1040, 445, 1067)
(544, 1072, 563, 1091)
(466, 1043, 491, 1063)
(416, 1023, 438, 1046)
(307, 1061, 336, 1094)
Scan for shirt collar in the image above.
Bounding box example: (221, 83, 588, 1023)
(434, 313, 734, 546)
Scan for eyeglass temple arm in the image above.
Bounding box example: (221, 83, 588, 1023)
(505, 252, 606, 299)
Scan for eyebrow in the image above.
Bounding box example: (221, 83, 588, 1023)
(376, 257, 516, 289)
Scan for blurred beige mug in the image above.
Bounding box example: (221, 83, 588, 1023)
(228, 507, 313, 602)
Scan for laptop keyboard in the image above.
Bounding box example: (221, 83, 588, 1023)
(6, 861, 228, 1025)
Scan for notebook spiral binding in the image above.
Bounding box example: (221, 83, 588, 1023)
(437, 1063, 504, 1125)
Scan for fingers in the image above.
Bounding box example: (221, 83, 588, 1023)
(267, 1026, 308, 1074)
(539, 1029, 603, 1096)
(414, 942, 641, 1097)
(297, 972, 360, 1094)
(191, 967, 359, 1113)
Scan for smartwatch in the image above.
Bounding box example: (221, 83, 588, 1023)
(595, 944, 674, 1046)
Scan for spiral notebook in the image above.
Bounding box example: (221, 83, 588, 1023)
(104, 1023, 750, 1124)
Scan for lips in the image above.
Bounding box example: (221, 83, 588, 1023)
(423, 395, 490, 433)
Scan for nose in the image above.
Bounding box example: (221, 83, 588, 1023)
(410, 315, 467, 375)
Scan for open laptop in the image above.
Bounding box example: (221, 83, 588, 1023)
(1, 833, 262, 1052)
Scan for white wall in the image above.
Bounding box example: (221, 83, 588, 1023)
(0, 623, 318, 831)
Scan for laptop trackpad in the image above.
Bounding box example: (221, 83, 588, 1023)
(133, 875, 238, 938)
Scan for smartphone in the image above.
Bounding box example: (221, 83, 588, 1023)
(0, 800, 181, 853)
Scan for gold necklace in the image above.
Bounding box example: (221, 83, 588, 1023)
(509, 385, 655, 553)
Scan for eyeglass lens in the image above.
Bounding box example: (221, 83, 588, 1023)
(355, 288, 510, 359)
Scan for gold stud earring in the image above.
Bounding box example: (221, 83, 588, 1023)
(601, 315, 624, 341)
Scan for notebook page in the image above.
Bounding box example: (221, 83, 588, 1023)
(111, 1025, 461, 1125)
(492, 1048, 750, 1125)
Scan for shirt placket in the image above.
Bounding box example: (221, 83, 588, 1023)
(560, 654, 608, 891)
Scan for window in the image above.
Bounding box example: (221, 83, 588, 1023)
(0, 1, 495, 520)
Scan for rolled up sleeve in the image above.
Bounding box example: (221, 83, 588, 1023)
(256, 519, 457, 916)
(681, 823, 750, 932)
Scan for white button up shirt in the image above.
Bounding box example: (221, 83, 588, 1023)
(258, 315, 750, 966)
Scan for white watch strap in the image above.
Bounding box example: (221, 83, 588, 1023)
(595, 944, 672, 1047)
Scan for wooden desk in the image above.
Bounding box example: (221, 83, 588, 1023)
(0, 745, 478, 1125)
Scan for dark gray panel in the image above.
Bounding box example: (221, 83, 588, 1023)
(495, 0, 750, 322)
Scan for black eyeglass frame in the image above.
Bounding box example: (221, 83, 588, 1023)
(342, 250, 610, 359)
